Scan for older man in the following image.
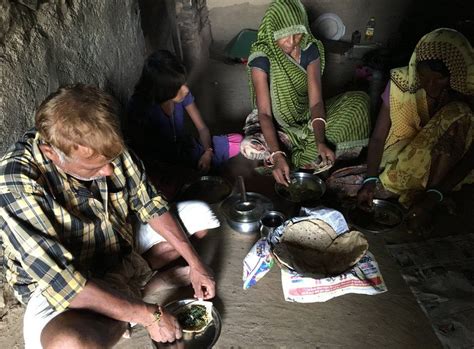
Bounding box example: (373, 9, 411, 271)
(0, 84, 217, 348)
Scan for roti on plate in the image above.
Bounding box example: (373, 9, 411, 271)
(273, 218, 368, 276)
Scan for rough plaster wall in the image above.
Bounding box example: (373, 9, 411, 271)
(0, 0, 146, 154)
(207, 0, 409, 44)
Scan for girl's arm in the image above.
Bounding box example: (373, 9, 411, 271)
(307, 59, 335, 164)
(185, 102, 213, 172)
(252, 68, 291, 185)
(185, 102, 212, 150)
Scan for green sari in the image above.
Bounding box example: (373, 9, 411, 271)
(248, 0, 370, 167)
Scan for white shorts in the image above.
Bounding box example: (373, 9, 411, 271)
(23, 200, 219, 348)
(136, 200, 220, 254)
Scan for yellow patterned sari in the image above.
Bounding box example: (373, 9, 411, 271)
(379, 28, 474, 206)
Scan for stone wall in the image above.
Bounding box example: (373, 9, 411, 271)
(0, 0, 146, 154)
(176, 0, 212, 72)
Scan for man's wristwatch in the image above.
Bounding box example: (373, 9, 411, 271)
(145, 305, 162, 328)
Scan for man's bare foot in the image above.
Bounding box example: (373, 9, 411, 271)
(143, 266, 191, 297)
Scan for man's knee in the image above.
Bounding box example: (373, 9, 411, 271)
(41, 311, 126, 349)
(42, 324, 98, 349)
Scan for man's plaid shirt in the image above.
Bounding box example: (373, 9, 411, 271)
(0, 130, 168, 311)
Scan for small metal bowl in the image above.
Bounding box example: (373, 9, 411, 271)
(259, 210, 286, 239)
(275, 171, 326, 205)
(346, 199, 405, 234)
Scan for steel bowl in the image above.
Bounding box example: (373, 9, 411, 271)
(346, 199, 405, 234)
(275, 171, 326, 206)
(220, 192, 273, 234)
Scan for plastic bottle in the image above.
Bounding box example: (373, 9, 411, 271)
(351, 30, 361, 45)
(365, 17, 376, 41)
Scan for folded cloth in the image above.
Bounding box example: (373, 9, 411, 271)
(175, 200, 221, 233)
(136, 200, 220, 254)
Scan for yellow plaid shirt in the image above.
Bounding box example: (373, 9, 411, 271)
(0, 130, 168, 311)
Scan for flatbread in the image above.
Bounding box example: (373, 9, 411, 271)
(273, 219, 368, 276)
(281, 219, 337, 251)
(312, 160, 333, 174)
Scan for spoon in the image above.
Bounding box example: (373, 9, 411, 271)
(234, 176, 256, 213)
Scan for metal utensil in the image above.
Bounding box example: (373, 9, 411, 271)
(220, 192, 273, 234)
(156, 298, 222, 349)
(346, 199, 405, 234)
(234, 176, 256, 213)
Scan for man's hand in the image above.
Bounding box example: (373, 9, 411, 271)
(197, 150, 212, 173)
(317, 143, 336, 165)
(272, 154, 291, 187)
(357, 182, 376, 210)
(146, 305, 182, 343)
(189, 264, 216, 300)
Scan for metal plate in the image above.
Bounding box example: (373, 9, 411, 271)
(346, 199, 405, 234)
(156, 299, 222, 349)
(275, 172, 326, 205)
(178, 176, 232, 204)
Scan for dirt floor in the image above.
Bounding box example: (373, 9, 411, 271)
(0, 49, 452, 348)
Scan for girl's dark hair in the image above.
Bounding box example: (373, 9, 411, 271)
(133, 50, 187, 104)
(416, 59, 450, 77)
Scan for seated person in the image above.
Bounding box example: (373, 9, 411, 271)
(0, 84, 218, 347)
(357, 28, 474, 216)
(128, 50, 242, 174)
(240, 0, 371, 186)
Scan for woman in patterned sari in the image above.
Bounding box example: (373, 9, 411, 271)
(357, 28, 474, 223)
(239, 0, 370, 186)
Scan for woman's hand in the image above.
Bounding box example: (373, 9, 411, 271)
(272, 154, 291, 186)
(146, 306, 182, 343)
(357, 182, 376, 210)
(197, 149, 212, 173)
(406, 193, 438, 230)
(317, 143, 335, 165)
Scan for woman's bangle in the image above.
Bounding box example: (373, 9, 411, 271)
(270, 150, 286, 164)
(311, 118, 327, 128)
(426, 188, 443, 202)
(205, 147, 213, 154)
(362, 176, 379, 185)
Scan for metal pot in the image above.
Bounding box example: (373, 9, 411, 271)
(220, 192, 273, 234)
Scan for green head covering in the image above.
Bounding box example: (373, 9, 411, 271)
(248, 0, 325, 132)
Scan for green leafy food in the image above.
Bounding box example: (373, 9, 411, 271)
(285, 179, 321, 202)
(177, 304, 209, 332)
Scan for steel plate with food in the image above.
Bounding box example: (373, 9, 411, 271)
(275, 172, 326, 205)
(178, 176, 232, 204)
(155, 299, 221, 349)
(346, 199, 405, 234)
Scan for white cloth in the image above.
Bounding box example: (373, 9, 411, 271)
(23, 200, 219, 348)
(136, 200, 220, 254)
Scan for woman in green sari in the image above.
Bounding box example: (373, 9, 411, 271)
(240, 0, 371, 186)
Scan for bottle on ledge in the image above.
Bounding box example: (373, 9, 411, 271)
(365, 17, 376, 41)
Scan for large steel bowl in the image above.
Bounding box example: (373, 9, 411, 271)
(275, 171, 326, 206)
(220, 192, 273, 234)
